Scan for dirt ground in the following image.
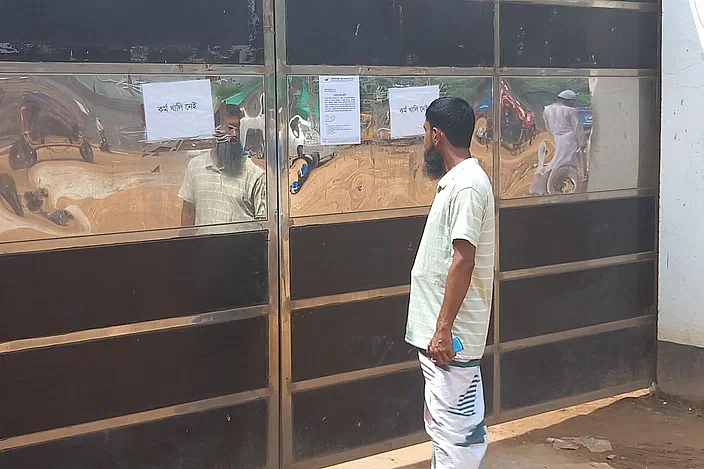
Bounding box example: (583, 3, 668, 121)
(491, 391, 704, 469)
(332, 391, 704, 469)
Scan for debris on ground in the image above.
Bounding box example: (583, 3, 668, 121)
(547, 437, 613, 453)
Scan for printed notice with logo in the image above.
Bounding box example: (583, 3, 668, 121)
(142, 79, 215, 142)
(388, 85, 440, 138)
(319, 76, 361, 146)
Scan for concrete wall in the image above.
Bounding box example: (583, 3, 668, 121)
(658, 0, 704, 404)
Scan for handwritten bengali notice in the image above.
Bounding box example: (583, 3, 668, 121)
(388, 85, 440, 139)
(143, 80, 215, 142)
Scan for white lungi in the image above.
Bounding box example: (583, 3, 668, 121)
(419, 352, 487, 469)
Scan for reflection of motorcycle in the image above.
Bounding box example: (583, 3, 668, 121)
(8, 93, 94, 170)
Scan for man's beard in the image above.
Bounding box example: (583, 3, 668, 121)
(216, 139, 246, 175)
(423, 145, 446, 180)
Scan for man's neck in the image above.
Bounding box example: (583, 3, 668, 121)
(210, 151, 225, 171)
(443, 148, 472, 173)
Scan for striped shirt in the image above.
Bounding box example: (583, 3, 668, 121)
(178, 150, 266, 225)
(406, 158, 495, 361)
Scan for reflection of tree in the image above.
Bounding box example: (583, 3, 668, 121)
(431, 78, 491, 107)
(212, 82, 244, 104)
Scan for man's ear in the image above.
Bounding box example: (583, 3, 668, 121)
(432, 127, 442, 146)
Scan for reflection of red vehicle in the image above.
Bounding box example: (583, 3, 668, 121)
(8, 92, 94, 170)
(500, 83, 538, 155)
(523, 112, 538, 144)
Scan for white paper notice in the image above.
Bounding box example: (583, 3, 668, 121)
(389, 85, 440, 139)
(142, 80, 215, 142)
(319, 76, 361, 146)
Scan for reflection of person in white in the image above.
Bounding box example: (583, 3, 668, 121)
(531, 90, 587, 195)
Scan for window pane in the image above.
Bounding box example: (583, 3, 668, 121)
(286, 75, 493, 217)
(286, 0, 494, 66)
(0, 75, 267, 246)
(498, 77, 658, 199)
(0, 0, 264, 64)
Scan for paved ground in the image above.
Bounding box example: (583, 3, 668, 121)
(330, 390, 704, 469)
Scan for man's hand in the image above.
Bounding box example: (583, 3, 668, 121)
(428, 327, 455, 365)
(181, 201, 196, 227)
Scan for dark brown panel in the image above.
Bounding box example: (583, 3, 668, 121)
(291, 295, 416, 382)
(0, 232, 268, 342)
(0, 400, 268, 469)
(286, 0, 494, 66)
(293, 358, 493, 462)
(500, 4, 659, 69)
(293, 370, 425, 461)
(500, 325, 655, 411)
(500, 197, 656, 271)
(0, 0, 264, 64)
(289, 216, 426, 300)
(0, 318, 268, 439)
(500, 262, 655, 342)
(290, 293, 494, 381)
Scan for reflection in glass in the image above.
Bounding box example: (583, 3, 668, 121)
(499, 77, 658, 199)
(179, 103, 267, 226)
(0, 75, 266, 245)
(286, 76, 493, 218)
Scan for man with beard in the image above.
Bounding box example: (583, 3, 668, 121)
(179, 104, 266, 226)
(405, 97, 495, 469)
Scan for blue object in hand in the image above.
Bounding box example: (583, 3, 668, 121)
(452, 337, 464, 353)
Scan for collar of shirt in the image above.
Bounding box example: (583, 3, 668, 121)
(437, 157, 478, 193)
(205, 161, 224, 173)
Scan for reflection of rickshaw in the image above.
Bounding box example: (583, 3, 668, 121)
(501, 109, 537, 156)
(8, 92, 94, 170)
(499, 83, 538, 156)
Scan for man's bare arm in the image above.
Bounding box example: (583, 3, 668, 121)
(428, 239, 476, 364)
(181, 201, 196, 226)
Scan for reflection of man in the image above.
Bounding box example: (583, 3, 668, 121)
(179, 104, 266, 226)
(532, 90, 587, 195)
(405, 98, 495, 469)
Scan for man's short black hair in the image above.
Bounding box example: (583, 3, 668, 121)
(425, 97, 476, 148)
(215, 103, 243, 127)
(225, 103, 244, 119)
